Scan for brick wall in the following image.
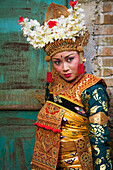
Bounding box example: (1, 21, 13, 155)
(81, 0, 113, 162)
(93, 0, 113, 161)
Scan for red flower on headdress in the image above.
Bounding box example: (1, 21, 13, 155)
(47, 21, 57, 28)
(18, 16, 24, 24)
(69, 0, 78, 10)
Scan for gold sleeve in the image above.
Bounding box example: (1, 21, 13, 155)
(89, 112, 109, 126)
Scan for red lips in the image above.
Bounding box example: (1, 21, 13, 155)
(64, 73, 72, 78)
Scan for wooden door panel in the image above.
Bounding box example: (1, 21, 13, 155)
(0, 126, 36, 170)
(0, 0, 68, 108)
(0, 36, 46, 90)
(0, 111, 37, 170)
(0, 89, 45, 110)
(0, 111, 37, 125)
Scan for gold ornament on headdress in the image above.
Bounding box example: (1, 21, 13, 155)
(45, 55, 51, 62)
(76, 30, 89, 63)
(45, 2, 70, 22)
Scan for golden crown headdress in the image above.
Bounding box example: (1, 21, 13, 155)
(18, 0, 89, 59)
(18, 0, 89, 81)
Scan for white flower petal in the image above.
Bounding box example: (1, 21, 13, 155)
(20, 5, 87, 49)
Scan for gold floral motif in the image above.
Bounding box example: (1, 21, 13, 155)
(92, 88, 109, 112)
(100, 164, 106, 170)
(92, 89, 102, 103)
(90, 106, 102, 115)
(106, 149, 110, 160)
(81, 91, 91, 112)
(95, 158, 102, 164)
(92, 145, 100, 156)
(102, 101, 108, 112)
(46, 103, 59, 114)
(83, 91, 91, 100)
(89, 124, 105, 143)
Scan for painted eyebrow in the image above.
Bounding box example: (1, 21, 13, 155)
(52, 58, 60, 60)
(52, 53, 75, 60)
(65, 53, 75, 59)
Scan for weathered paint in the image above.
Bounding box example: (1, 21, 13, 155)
(0, 110, 38, 170)
(0, 126, 36, 170)
(0, 71, 4, 83)
(0, 89, 45, 110)
(0, 111, 38, 125)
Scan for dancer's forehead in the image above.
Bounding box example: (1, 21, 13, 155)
(52, 51, 78, 60)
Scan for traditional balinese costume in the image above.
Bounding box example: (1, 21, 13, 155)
(18, 1, 112, 170)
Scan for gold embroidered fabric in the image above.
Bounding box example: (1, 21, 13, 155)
(57, 107, 93, 169)
(32, 102, 65, 170)
(31, 127, 60, 170)
(49, 72, 105, 106)
(59, 136, 93, 170)
(49, 67, 85, 97)
(89, 112, 109, 126)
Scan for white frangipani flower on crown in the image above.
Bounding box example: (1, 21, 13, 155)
(18, 0, 87, 50)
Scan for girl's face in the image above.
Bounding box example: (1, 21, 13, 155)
(52, 51, 80, 82)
